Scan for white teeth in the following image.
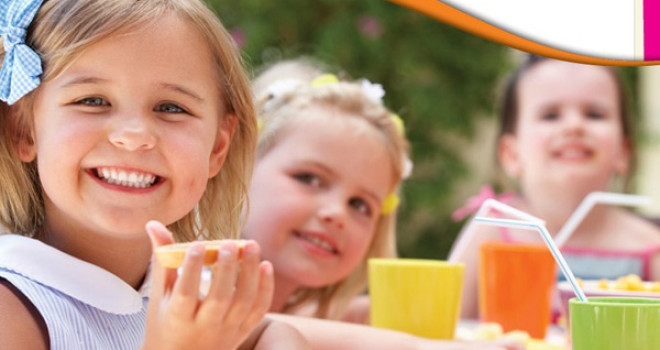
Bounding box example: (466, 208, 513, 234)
(96, 167, 157, 188)
(559, 149, 589, 159)
(299, 233, 335, 252)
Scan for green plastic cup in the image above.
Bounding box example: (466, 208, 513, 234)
(570, 297, 660, 350)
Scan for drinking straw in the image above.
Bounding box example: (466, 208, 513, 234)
(474, 216, 588, 302)
(448, 198, 545, 262)
(554, 192, 652, 248)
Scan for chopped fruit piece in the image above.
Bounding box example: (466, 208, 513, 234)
(474, 322, 503, 340)
(155, 240, 246, 268)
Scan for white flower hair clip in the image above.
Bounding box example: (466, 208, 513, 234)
(261, 78, 302, 112)
(311, 74, 385, 105)
(360, 79, 385, 104)
(265, 78, 301, 97)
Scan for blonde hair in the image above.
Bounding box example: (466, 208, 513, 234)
(0, 0, 257, 241)
(253, 58, 411, 319)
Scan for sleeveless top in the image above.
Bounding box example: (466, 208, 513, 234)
(0, 234, 149, 350)
(453, 186, 660, 281)
(559, 245, 660, 281)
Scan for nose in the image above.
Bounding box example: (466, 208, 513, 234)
(318, 200, 346, 231)
(562, 109, 586, 135)
(108, 114, 157, 151)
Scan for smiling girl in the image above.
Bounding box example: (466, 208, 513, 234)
(241, 58, 524, 350)
(450, 55, 660, 319)
(0, 0, 309, 348)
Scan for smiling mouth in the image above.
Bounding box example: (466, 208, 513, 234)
(554, 148, 593, 160)
(294, 231, 339, 254)
(93, 167, 160, 188)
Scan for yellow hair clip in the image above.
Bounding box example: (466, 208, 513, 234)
(311, 74, 339, 87)
(380, 193, 400, 215)
(390, 113, 404, 136)
(257, 119, 263, 132)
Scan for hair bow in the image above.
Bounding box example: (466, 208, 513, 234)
(1, 0, 44, 105)
(381, 193, 400, 215)
(451, 185, 516, 222)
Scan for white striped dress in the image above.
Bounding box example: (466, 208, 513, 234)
(0, 234, 149, 349)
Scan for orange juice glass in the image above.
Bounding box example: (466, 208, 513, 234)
(479, 241, 557, 339)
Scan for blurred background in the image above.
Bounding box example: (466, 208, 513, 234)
(209, 0, 660, 259)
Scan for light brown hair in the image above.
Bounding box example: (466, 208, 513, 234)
(0, 0, 257, 241)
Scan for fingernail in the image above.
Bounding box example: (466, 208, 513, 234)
(187, 243, 204, 258)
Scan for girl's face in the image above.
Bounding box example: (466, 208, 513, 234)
(243, 107, 395, 289)
(18, 14, 234, 240)
(499, 60, 630, 192)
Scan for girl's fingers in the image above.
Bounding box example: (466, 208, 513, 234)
(168, 243, 205, 319)
(239, 261, 274, 331)
(222, 241, 262, 323)
(146, 220, 175, 247)
(199, 241, 240, 320)
(145, 220, 177, 302)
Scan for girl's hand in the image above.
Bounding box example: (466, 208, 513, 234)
(142, 220, 274, 350)
(462, 339, 526, 350)
(417, 338, 527, 350)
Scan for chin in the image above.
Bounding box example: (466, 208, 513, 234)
(300, 274, 346, 288)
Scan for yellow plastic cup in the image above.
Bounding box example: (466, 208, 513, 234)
(368, 258, 464, 339)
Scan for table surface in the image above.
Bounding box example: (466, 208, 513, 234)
(456, 320, 568, 349)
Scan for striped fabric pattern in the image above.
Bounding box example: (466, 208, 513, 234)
(0, 269, 147, 349)
(0, 234, 149, 349)
(558, 254, 644, 281)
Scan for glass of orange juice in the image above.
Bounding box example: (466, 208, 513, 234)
(478, 241, 557, 339)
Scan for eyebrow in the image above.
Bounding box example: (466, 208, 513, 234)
(60, 76, 109, 88)
(158, 82, 204, 102)
(306, 160, 383, 204)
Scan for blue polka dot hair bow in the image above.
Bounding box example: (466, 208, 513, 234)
(0, 0, 45, 105)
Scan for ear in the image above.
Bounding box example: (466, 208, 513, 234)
(614, 136, 632, 175)
(11, 107, 37, 163)
(208, 113, 237, 178)
(498, 134, 522, 177)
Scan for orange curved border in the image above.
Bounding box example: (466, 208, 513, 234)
(388, 0, 660, 66)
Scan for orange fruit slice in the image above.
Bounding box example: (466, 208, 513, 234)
(155, 240, 246, 268)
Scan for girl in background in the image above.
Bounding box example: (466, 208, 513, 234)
(243, 58, 524, 350)
(449, 55, 660, 319)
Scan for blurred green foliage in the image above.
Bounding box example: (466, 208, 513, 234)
(209, 1, 638, 259)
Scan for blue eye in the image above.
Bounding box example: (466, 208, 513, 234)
(349, 197, 372, 216)
(293, 173, 322, 187)
(76, 97, 108, 106)
(156, 103, 186, 113)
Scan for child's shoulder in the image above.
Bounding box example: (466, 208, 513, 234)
(0, 279, 49, 349)
(612, 208, 660, 242)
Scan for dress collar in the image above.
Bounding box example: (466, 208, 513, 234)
(0, 234, 149, 315)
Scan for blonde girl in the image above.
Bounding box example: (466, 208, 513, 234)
(0, 0, 309, 348)
(247, 58, 407, 322)
(243, 58, 523, 350)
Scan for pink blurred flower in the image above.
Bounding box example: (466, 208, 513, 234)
(357, 15, 383, 39)
(229, 28, 245, 49)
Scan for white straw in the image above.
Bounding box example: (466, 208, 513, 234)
(474, 216, 588, 302)
(554, 192, 652, 248)
(448, 198, 544, 262)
